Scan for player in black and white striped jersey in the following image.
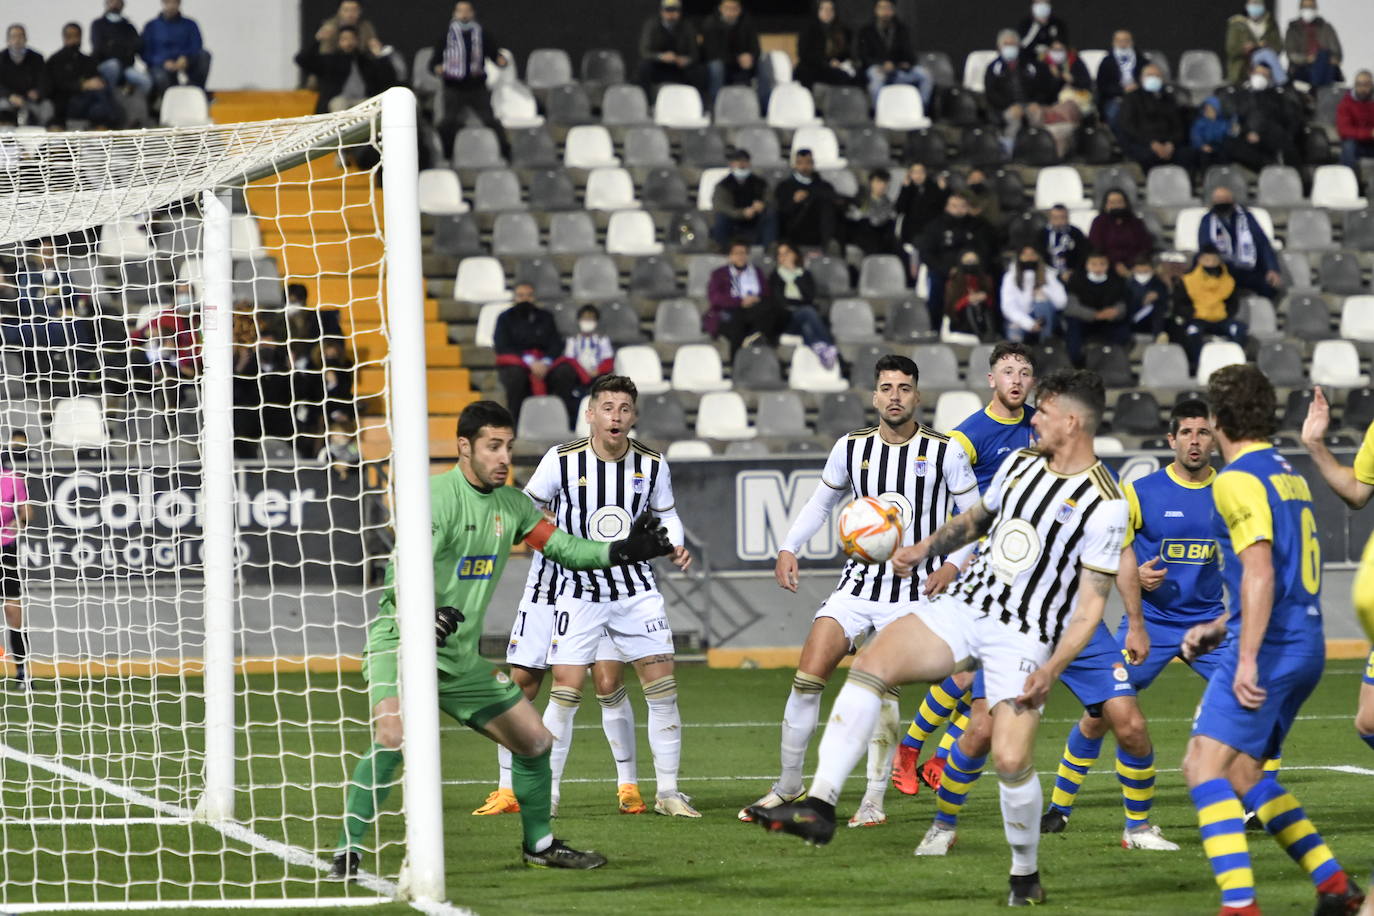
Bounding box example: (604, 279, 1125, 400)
(739, 353, 981, 828)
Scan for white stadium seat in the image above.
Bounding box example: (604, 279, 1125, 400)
(933, 391, 982, 434)
(1310, 165, 1369, 210)
(228, 215, 266, 260)
(790, 126, 847, 169)
(613, 345, 671, 394)
(584, 167, 640, 211)
(653, 84, 710, 128)
(788, 345, 848, 393)
(1195, 341, 1246, 386)
(874, 84, 931, 130)
(1310, 339, 1368, 387)
(159, 86, 209, 127)
(666, 439, 714, 458)
(50, 397, 109, 448)
(417, 169, 469, 214)
(695, 391, 756, 439)
(454, 256, 509, 302)
(670, 344, 732, 393)
(766, 49, 794, 85)
(562, 125, 620, 169)
(492, 83, 545, 128)
(473, 302, 511, 349)
(98, 219, 154, 260)
(1173, 207, 1208, 252)
(1339, 295, 1374, 341)
(1034, 166, 1092, 211)
(697, 167, 729, 210)
(962, 50, 998, 93)
(766, 83, 821, 129)
(605, 210, 663, 255)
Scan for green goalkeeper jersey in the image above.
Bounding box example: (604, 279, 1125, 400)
(369, 467, 611, 675)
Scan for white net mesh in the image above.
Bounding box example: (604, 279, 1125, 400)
(0, 96, 424, 908)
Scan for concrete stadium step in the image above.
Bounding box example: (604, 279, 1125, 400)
(210, 90, 319, 124)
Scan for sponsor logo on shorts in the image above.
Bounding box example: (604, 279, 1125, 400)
(1112, 662, 1131, 689)
(645, 616, 669, 634)
(457, 555, 497, 579)
(1019, 657, 1037, 674)
(1161, 538, 1217, 565)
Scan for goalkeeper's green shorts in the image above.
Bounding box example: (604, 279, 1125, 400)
(363, 644, 523, 730)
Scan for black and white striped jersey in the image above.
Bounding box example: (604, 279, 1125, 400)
(519, 437, 675, 603)
(953, 448, 1129, 646)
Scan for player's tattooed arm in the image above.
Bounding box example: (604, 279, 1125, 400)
(893, 501, 993, 578)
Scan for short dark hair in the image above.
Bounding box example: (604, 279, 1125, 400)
(287, 283, 308, 303)
(337, 24, 359, 36)
(1170, 398, 1210, 436)
(1207, 364, 1277, 442)
(63, 21, 82, 34)
(947, 191, 970, 203)
(728, 239, 750, 252)
(1131, 254, 1153, 268)
(457, 400, 514, 443)
(874, 353, 919, 386)
(589, 374, 638, 404)
(577, 304, 600, 320)
(1036, 369, 1105, 431)
(794, 148, 814, 159)
(870, 167, 891, 182)
(1085, 250, 1110, 262)
(989, 341, 1035, 371)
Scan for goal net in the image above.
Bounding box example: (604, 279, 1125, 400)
(0, 89, 452, 911)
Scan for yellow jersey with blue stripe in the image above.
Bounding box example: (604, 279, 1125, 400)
(950, 404, 1037, 494)
(1124, 465, 1224, 626)
(1353, 419, 1374, 486)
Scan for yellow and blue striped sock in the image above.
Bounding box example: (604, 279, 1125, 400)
(1243, 779, 1345, 889)
(934, 742, 986, 826)
(1048, 724, 1103, 818)
(1190, 778, 1255, 908)
(1258, 756, 1281, 784)
(933, 701, 971, 762)
(902, 676, 964, 751)
(1116, 747, 1156, 829)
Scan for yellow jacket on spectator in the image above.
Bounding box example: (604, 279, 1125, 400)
(1180, 264, 1237, 324)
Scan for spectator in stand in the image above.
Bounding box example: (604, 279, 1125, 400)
(767, 241, 838, 367)
(1039, 204, 1088, 280)
(1224, 62, 1302, 171)
(1038, 40, 1091, 158)
(232, 309, 263, 455)
(1119, 63, 1197, 171)
(856, 0, 930, 109)
(1225, 0, 1280, 85)
(91, 0, 149, 98)
(296, 24, 401, 113)
(1173, 244, 1247, 373)
(711, 147, 775, 250)
(945, 249, 1000, 340)
(553, 304, 615, 418)
(1125, 254, 1169, 339)
(1088, 189, 1154, 276)
(1000, 244, 1065, 343)
(1064, 251, 1131, 367)
(141, 0, 211, 95)
(47, 23, 122, 127)
(963, 167, 1002, 229)
(636, 0, 705, 97)
(775, 149, 839, 251)
(701, 0, 762, 106)
(492, 282, 579, 424)
(432, 1, 507, 160)
(1284, 0, 1342, 88)
(319, 417, 362, 480)
(1337, 70, 1374, 170)
(705, 240, 776, 358)
(250, 321, 294, 441)
(846, 168, 900, 256)
(316, 0, 377, 53)
(985, 29, 1048, 155)
(1198, 186, 1282, 299)
(1018, 0, 1068, 56)
(1096, 30, 1144, 132)
(795, 0, 858, 89)
(0, 26, 53, 127)
(132, 306, 202, 400)
(920, 191, 998, 330)
(895, 161, 948, 251)
(318, 336, 356, 425)
(1190, 95, 1233, 169)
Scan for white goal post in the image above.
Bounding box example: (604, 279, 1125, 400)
(0, 87, 456, 911)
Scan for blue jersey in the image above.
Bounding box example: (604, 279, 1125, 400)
(950, 404, 1037, 494)
(1212, 444, 1324, 654)
(1124, 465, 1225, 626)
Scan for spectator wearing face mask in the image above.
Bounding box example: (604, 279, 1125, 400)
(961, 168, 1002, 228)
(1088, 189, 1154, 277)
(1173, 245, 1247, 373)
(1096, 30, 1145, 131)
(1017, 0, 1068, 57)
(1038, 40, 1091, 158)
(1225, 0, 1280, 85)
(1039, 204, 1088, 280)
(1197, 186, 1282, 299)
(1000, 244, 1065, 343)
(552, 305, 615, 416)
(775, 149, 839, 251)
(1224, 63, 1302, 171)
(1064, 251, 1131, 367)
(1337, 70, 1374, 170)
(1119, 63, 1197, 171)
(1284, 0, 1342, 89)
(920, 192, 998, 330)
(711, 147, 775, 251)
(945, 249, 999, 341)
(894, 161, 948, 247)
(1125, 255, 1169, 339)
(985, 28, 1050, 155)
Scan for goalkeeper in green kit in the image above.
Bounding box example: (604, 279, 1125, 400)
(332, 401, 674, 876)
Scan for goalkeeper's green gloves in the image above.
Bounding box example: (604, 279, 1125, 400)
(435, 606, 465, 647)
(608, 511, 674, 565)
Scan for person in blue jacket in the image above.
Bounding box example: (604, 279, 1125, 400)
(141, 0, 211, 95)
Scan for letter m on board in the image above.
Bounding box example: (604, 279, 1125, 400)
(735, 470, 837, 562)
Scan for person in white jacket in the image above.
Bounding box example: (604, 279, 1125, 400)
(1000, 245, 1067, 342)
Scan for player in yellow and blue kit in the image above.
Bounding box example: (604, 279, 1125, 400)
(1183, 366, 1363, 916)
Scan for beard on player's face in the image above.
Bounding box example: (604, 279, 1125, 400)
(465, 434, 511, 489)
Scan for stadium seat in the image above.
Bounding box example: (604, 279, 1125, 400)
(1201, 165, 1250, 205)
(50, 396, 108, 448)
(725, 439, 770, 457)
(412, 47, 440, 99)
(1140, 343, 1191, 389)
(1112, 391, 1163, 435)
(1093, 435, 1125, 455)
(813, 391, 862, 439)
(516, 396, 572, 442)
(606, 210, 662, 255)
(667, 211, 714, 252)
(491, 212, 544, 255)
(962, 49, 997, 93)
(452, 128, 505, 170)
(509, 127, 559, 168)
(756, 391, 810, 437)
(1257, 165, 1304, 207)
(454, 256, 509, 303)
(159, 86, 209, 127)
(874, 84, 931, 130)
(614, 345, 670, 394)
(598, 300, 645, 344)
(885, 299, 930, 342)
(641, 168, 691, 210)
(581, 49, 627, 99)
(584, 167, 640, 210)
(1344, 387, 1374, 430)
(1092, 166, 1141, 209)
(670, 343, 732, 393)
(513, 257, 562, 298)
(1078, 49, 1107, 78)
(857, 255, 906, 298)
(808, 256, 852, 298)
(527, 169, 577, 211)
(844, 127, 892, 169)
(1241, 295, 1280, 341)
(548, 211, 599, 254)
(1068, 207, 1096, 235)
(474, 169, 526, 212)
(933, 391, 982, 434)
(1320, 251, 1365, 295)
(492, 84, 545, 128)
(1146, 165, 1197, 207)
(571, 254, 622, 300)
(1034, 166, 1092, 210)
(828, 299, 879, 344)
(1311, 165, 1368, 210)
(1085, 344, 1135, 388)
(432, 214, 484, 257)
(602, 84, 651, 126)
(563, 125, 620, 169)
(665, 439, 713, 459)
(791, 126, 846, 169)
(732, 344, 784, 389)
(1250, 207, 1280, 250)
(696, 167, 729, 210)
(1195, 341, 1246, 385)
(686, 254, 727, 296)
(731, 125, 785, 167)
(627, 255, 677, 298)
(905, 128, 948, 167)
(1255, 340, 1306, 388)
(919, 51, 955, 87)
(764, 49, 794, 86)
(654, 298, 705, 343)
(98, 219, 154, 260)
(680, 127, 729, 167)
(1178, 49, 1224, 102)
(821, 86, 872, 127)
(473, 303, 511, 349)
(1279, 389, 1316, 431)
(911, 344, 962, 392)
(1344, 209, 1374, 252)
(1286, 292, 1333, 340)
(525, 49, 573, 90)
(623, 126, 674, 167)
(789, 345, 848, 393)
(1311, 339, 1369, 387)
(714, 86, 763, 126)
(695, 391, 756, 439)
(226, 215, 266, 261)
(821, 167, 858, 198)
(1281, 251, 1315, 290)
(1340, 295, 1374, 341)
(654, 84, 710, 128)
(545, 84, 594, 126)
(635, 392, 691, 439)
(1286, 209, 1336, 252)
(1014, 128, 1060, 167)
(1172, 207, 1207, 251)
(767, 82, 821, 129)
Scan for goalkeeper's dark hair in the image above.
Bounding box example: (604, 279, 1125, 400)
(1207, 364, 1277, 442)
(589, 374, 638, 404)
(874, 353, 919, 386)
(1035, 369, 1105, 432)
(989, 341, 1035, 372)
(457, 400, 514, 443)
(1170, 398, 1211, 436)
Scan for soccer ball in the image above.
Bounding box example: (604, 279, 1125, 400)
(838, 497, 904, 565)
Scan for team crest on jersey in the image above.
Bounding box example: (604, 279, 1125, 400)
(633, 472, 647, 493)
(913, 457, 928, 477)
(492, 668, 511, 685)
(493, 513, 504, 539)
(1055, 499, 1077, 523)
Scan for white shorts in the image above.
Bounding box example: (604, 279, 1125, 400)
(816, 592, 917, 649)
(506, 602, 623, 669)
(913, 593, 1052, 710)
(549, 591, 673, 667)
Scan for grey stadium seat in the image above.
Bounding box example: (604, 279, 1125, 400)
(601, 84, 650, 126)
(526, 49, 573, 90)
(1241, 294, 1280, 340)
(1257, 165, 1304, 207)
(808, 256, 852, 298)
(679, 128, 728, 168)
(686, 255, 726, 296)
(1285, 292, 1333, 341)
(843, 127, 892, 169)
(628, 256, 679, 299)
(623, 126, 674, 167)
(966, 343, 997, 377)
(1112, 391, 1163, 436)
(858, 255, 906, 298)
(528, 169, 578, 211)
(1281, 251, 1314, 290)
(1178, 49, 1224, 102)
(726, 440, 770, 457)
(714, 86, 763, 126)
(1320, 251, 1365, 295)
(571, 254, 622, 300)
(756, 391, 810, 437)
(821, 86, 871, 128)
(548, 211, 599, 254)
(1146, 164, 1195, 207)
(1285, 209, 1336, 252)
(730, 126, 784, 168)
(1280, 389, 1315, 431)
(1086, 343, 1135, 388)
(642, 168, 691, 209)
(581, 49, 627, 99)
(474, 169, 525, 212)
(545, 84, 594, 126)
(920, 51, 956, 87)
(635, 391, 691, 440)
(1256, 340, 1306, 388)
(516, 396, 572, 441)
(452, 127, 505, 170)
(654, 298, 705, 343)
(732, 344, 784, 390)
(829, 298, 880, 343)
(1092, 167, 1140, 209)
(597, 299, 644, 344)
(432, 214, 484, 257)
(818, 391, 868, 439)
(1201, 165, 1249, 205)
(510, 127, 560, 168)
(513, 257, 562, 299)
(910, 343, 961, 392)
(1140, 343, 1190, 388)
(491, 212, 544, 256)
(884, 298, 930, 342)
(1345, 209, 1374, 252)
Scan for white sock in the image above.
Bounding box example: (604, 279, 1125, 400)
(598, 686, 638, 785)
(497, 744, 513, 791)
(643, 676, 681, 797)
(542, 686, 581, 794)
(862, 691, 901, 805)
(778, 672, 826, 797)
(1000, 773, 1043, 877)
(809, 671, 887, 806)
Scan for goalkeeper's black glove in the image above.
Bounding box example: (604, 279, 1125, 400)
(608, 511, 674, 565)
(436, 606, 466, 648)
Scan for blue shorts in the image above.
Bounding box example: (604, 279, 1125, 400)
(1113, 615, 1230, 691)
(1058, 621, 1137, 716)
(1192, 646, 1324, 760)
(1364, 649, 1374, 687)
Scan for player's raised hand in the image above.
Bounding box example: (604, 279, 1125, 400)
(1138, 556, 1166, 591)
(1300, 385, 1330, 446)
(435, 605, 465, 647)
(774, 550, 800, 592)
(608, 511, 674, 565)
(1016, 667, 1053, 710)
(1232, 656, 1266, 710)
(892, 539, 931, 578)
(922, 561, 959, 597)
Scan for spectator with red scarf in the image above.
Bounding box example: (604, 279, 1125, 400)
(944, 249, 999, 340)
(492, 283, 580, 425)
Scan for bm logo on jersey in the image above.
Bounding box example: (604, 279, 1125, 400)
(1161, 538, 1218, 565)
(457, 555, 497, 579)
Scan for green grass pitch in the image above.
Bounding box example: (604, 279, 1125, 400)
(1, 659, 1370, 914)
